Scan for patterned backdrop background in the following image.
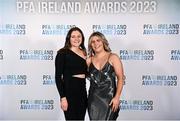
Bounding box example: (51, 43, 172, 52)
(0, 0, 180, 120)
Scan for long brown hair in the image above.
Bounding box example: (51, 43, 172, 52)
(63, 27, 86, 52)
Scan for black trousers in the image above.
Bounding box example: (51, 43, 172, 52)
(64, 77, 87, 120)
(64, 104, 86, 120)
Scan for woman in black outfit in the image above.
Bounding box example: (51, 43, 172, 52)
(55, 27, 87, 120)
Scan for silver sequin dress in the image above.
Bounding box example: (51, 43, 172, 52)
(87, 62, 119, 120)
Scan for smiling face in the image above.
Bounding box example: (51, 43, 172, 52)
(88, 32, 111, 56)
(90, 36, 104, 53)
(70, 30, 82, 48)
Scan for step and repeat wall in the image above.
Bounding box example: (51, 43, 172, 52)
(0, 0, 180, 120)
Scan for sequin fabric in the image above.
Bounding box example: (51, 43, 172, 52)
(87, 62, 119, 120)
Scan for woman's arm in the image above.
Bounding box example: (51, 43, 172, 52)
(55, 51, 66, 98)
(55, 50, 68, 111)
(109, 53, 124, 112)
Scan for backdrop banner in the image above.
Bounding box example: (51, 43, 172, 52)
(0, 0, 180, 120)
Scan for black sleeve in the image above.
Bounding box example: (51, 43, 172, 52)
(55, 51, 66, 98)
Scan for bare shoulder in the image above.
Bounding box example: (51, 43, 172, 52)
(109, 53, 120, 61)
(109, 53, 122, 66)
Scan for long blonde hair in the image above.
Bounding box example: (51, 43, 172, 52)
(88, 31, 111, 56)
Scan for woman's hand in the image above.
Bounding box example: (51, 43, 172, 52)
(109, 97, 120, 112)
(60, 97, 68, 111)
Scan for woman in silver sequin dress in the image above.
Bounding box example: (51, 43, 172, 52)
(86, 32, 125, 120)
